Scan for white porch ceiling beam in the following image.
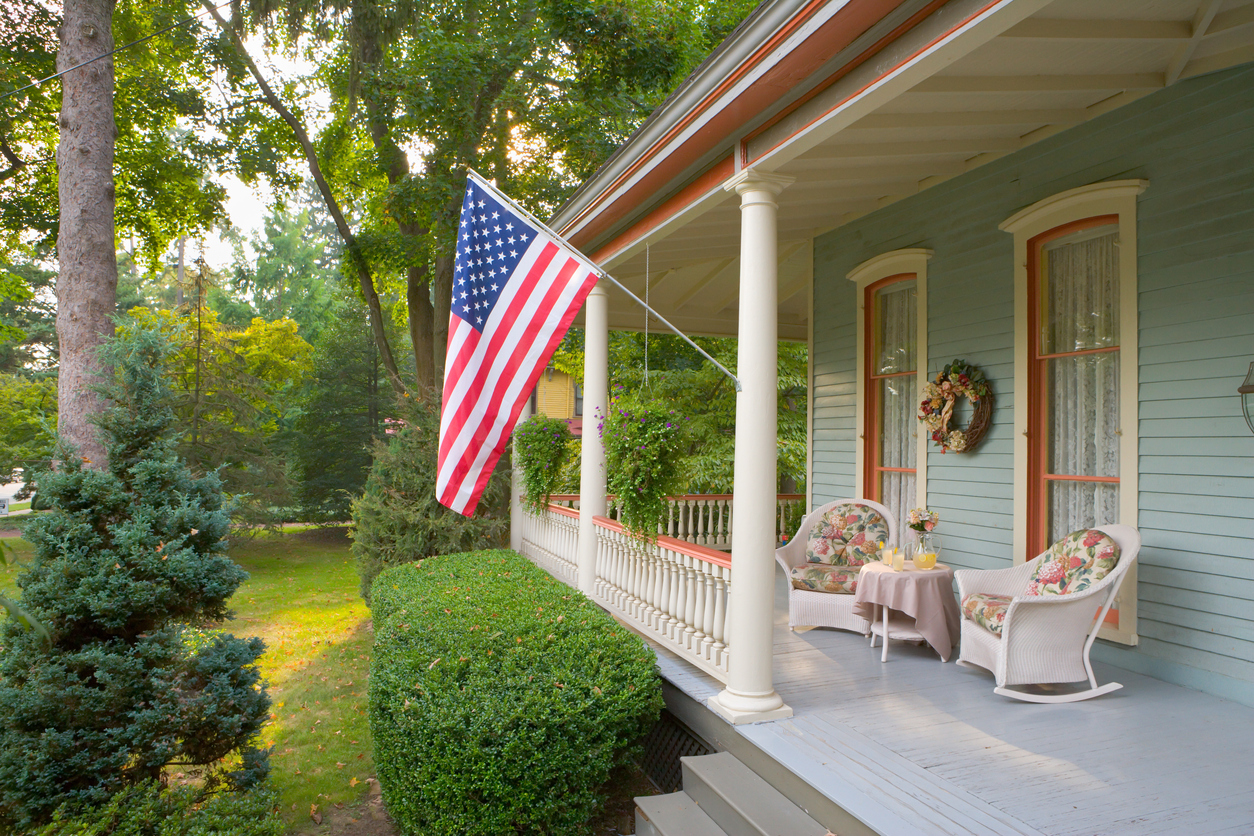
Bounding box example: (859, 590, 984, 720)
(850, 109, 1087, 129)
(805, 138, 1022, 158)
(1169, 0, 1225, 84)
(911, 74, 1164, 93)
(747, 0, 1057, 170)
(782, 182, 924, 203)
(783, 160, 970, 179)
(700, 240, 808, 315)
(1180, 41, 1254, 78)
(671, 257, 738, 309)
(1208, 2, 1254, 36)
(1002, 19, 1192, 40)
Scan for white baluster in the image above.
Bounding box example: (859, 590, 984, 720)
(672, 556, 682, 641)
(683, 561, 698, 649)
(700, 571, 715, 660)
(711, 572, 727, 668)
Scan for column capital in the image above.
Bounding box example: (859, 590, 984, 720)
(723, 168, 795, 198)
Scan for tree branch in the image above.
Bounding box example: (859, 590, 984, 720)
(199, 0, 409, 398)
(0, 131, 26, 184)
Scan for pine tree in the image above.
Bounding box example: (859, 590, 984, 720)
(0, 324, 270, 830)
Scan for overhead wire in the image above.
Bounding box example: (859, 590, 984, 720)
(0, 0, 235, 102)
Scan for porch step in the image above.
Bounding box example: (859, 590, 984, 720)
(636, 752, 828, 836)
(635, 792, 725, 836)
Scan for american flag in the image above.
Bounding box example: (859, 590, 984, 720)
(436, 174, 600, 515)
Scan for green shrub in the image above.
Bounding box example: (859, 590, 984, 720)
(351, 395, 510, 603)
(0, 325, 270, 831)
(369, 550, 663, 836)
(513, 414, 574, 513)
(32, 781, 283, 836)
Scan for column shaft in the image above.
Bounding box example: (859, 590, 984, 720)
(576, 282, 609, 594)
(710, 169, 794, 725)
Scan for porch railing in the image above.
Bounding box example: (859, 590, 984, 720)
(518, 502, 733, 682)
(517, 503, 579, 585)
(592, 515, 732, 682)
(548, 493, 804, 549)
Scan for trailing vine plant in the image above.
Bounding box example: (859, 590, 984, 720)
(514, 414, 575, 514)
(600, 389, 689, 542)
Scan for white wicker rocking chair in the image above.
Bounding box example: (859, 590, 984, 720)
(775, 498, 897, 635)
(954, 524, 1141, 703)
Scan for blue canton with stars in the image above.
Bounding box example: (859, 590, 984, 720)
(453, 180, 536, 332)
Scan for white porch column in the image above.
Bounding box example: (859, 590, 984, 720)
(576, 281, 609, 594)
(510, 396, 533, 553)
(709, 169, 794, 725)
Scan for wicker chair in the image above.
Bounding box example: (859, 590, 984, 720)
(954, 524, 1141, 703)
(775, 498, 897, 635)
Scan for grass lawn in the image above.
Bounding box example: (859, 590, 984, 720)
(225, 527, 385, 834)
(0, 527, 658, 834)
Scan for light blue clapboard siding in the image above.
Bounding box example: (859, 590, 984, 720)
(810, 62, 1254, 704)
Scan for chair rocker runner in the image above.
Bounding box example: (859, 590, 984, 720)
(775, 498, 897, 635)
(954, 524, 1141, 703)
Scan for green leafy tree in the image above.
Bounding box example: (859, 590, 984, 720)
(209, 0, 758, 395)
(0, 323, 270, 831)
(607, 333, 808, 494)
(2, 0, 301, 467)
(0, 373, 57, 484)
(351, 393, 510, 602)
(221, 193, 339, 343)
(291, 296, 397, 522)
(0, 261, 56, 372)
(127, 305, 313, 526)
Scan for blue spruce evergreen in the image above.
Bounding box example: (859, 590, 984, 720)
(0, 325, 270, 830)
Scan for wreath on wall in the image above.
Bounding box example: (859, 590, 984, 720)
(918, 359, 994, 453)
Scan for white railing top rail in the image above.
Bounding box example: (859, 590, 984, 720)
(550, 493, 804, 503)
(588, 513, 733, 570)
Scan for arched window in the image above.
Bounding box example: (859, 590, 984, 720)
(848, 250, 931, 545)
(1002, 181, 1146, 646)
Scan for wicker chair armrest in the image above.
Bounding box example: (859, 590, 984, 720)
(1001, 589, 1109, 649)
(955, 557, 1041, 600)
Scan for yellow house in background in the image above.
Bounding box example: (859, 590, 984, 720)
(530, 367, 584, 437)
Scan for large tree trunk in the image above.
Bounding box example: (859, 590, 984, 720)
(56, 0, 118, 468)
(404, 257, 434, 389)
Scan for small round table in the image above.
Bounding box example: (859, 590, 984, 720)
(854, 562, 962, 662)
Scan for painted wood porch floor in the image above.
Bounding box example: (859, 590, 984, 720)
(649, 567, 1254, 836)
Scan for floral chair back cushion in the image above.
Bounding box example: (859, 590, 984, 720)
(1025, 529, 1121, 596)
(805, 503, 890, 567)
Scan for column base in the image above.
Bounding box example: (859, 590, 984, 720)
(708, 690, 794, 725)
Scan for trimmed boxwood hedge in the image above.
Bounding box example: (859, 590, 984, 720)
(369, 550, 662, 836)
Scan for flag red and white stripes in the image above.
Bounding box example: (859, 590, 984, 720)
(436, 175, 599, 515)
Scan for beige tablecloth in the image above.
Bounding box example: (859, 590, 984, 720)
(854, 562, 962, 661)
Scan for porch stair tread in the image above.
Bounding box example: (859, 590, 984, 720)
(634, 792, 725, 836)
(738, 714, 1045, 836)
(636, 752, 827, 836)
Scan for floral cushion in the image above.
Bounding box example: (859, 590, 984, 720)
(790, 564, 860, 595)
(961, 592, 1012, 635)
(805, 503, 890, 567)
(1024, 529, 1120, 596)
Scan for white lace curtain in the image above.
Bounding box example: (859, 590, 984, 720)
(875, 281, 916, 546)
(1043, 228, 1120, 543)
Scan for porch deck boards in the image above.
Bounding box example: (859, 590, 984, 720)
(648, 568, 1254, 836)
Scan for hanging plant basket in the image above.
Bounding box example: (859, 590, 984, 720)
(918, 359, 994, 453)
(599, 391, 689, 542)
(514, 415, 574, 513)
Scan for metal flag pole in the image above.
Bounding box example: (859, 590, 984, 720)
(467, 170, 742, 392)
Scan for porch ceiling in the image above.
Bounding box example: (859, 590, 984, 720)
(570, 0, 1254, 341)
